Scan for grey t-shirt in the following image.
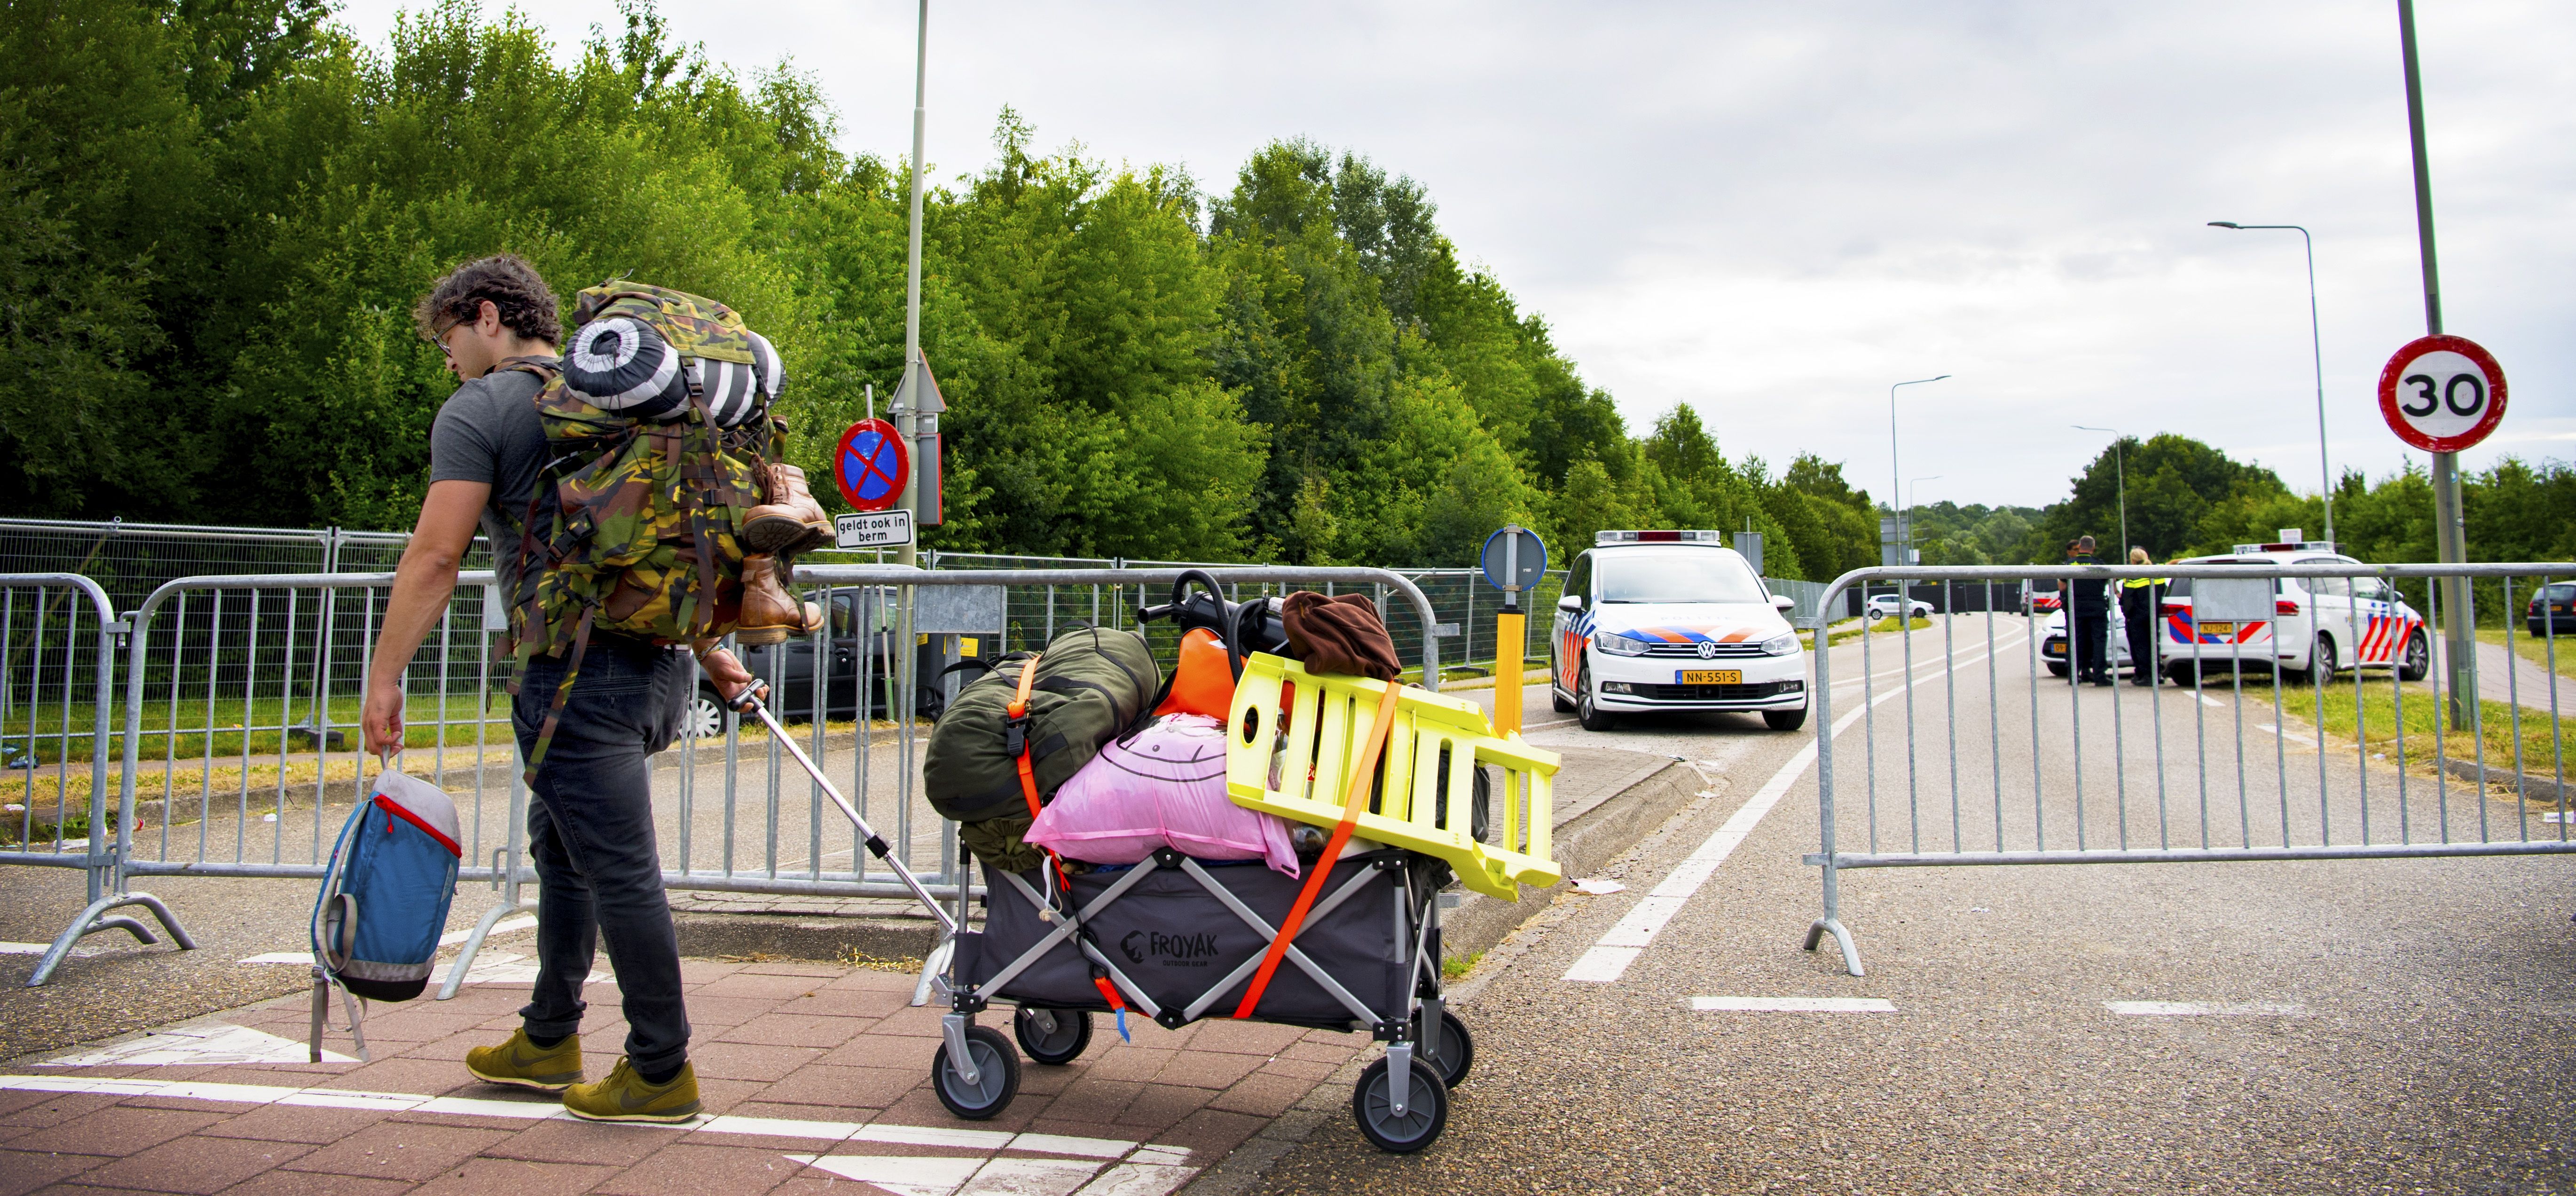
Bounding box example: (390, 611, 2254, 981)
(428, 363, 553, 601)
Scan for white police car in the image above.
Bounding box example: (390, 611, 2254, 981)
(1548, 530, 1808, 732)
(2160, 539, 2429, 683)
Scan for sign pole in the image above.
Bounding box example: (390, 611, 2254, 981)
(1496, 527, 1524, 738)
(1480, 526, 1545, 740)
(2397, 0, 2475, 728)
(897, 0, 930, 573)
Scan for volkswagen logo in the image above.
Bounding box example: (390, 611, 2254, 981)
(1696, 641, 1719, 660)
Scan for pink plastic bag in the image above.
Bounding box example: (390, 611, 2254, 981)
(1026, 714, 1301, 876)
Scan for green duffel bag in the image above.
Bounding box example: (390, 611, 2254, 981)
(924, 625, 1161, 826)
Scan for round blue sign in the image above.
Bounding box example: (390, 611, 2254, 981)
(833, 418, 909, 512)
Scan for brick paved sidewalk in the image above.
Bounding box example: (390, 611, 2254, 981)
(0, 959, 1368, 1196)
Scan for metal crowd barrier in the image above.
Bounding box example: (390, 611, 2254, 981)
(1803, 560, 2576, 977)
(11, 564, 1442, 991)
(2, 574, 193, 984)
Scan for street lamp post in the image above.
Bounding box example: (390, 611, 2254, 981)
(2073, 425, 2128, 560)
(1888, 375, 1950, 563)
(895, 0, 930, 570)
(2209, 220, 2334, 547)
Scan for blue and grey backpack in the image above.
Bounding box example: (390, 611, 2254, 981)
(310, 769, 461, 1061)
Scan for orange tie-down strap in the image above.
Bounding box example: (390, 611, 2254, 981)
(1006, 654, 1078, 894)
(1232, 681, 1402, 1020)
(1010, 653, 1044, 818)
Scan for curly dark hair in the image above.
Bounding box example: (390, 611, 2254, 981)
(413, 254, 561, 345)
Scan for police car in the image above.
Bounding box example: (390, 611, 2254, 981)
(1549, 530, 1808, 732)
(2038, 603, 2133, 677)
(2158, 539, 2429, 683)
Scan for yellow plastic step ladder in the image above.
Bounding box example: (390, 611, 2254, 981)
(1224, 653, 1561, 900)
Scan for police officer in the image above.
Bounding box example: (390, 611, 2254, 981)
(2068, 536, 2112, 686)
(2120, 547, 2168, 686)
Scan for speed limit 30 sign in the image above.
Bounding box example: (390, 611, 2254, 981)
(2378, 334, 2507, 453)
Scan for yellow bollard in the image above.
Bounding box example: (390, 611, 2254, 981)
(1494, 610, 1524, 738)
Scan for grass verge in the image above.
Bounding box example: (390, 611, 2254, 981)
(1824, 616, 1933, 645)
(2260, 673, 2576, 780)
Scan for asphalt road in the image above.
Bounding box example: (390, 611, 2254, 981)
(1247, 614, 2576, 1194)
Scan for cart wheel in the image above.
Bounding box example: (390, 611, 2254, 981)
(1351, 1054, 1448, 1153)
(1420, 1009, 1473, 1088)
(932, 1025, 1020, 1120)
(1013, 1006, 1092, 1066)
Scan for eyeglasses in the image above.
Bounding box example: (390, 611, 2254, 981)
(422, 319, 459, 350)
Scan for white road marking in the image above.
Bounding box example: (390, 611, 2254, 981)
(0, 1074, 1190, 1167)
(1564, 637, 2021, 984)
(1688, 996, 1895, 1012)
(2200, 694, 2225, 708)
(2256, 723, 2318, 747)
(236, 948, 609, 986)
(0, 943, 48, 955)
(439, 915, 537, 946)
(243, 911, 534, 967)
(41, 1023, 354, 1066)
(2105, 1000, 2307, 1017)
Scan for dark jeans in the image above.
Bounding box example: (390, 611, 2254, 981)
(2122, 597, 2159, 681)
(2073, 609, 2110, 677)
(510, 634, 694, 1074)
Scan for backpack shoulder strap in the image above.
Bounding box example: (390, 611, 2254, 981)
(495, 354, 560, 384)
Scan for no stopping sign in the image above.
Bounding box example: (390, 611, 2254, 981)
(2378, 334, 2507, 453)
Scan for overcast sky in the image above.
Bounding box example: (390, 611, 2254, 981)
(339, 0, 2574, 512)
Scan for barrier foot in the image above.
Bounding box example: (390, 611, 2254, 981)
(1803, 916, 1865, 978)
(438, 899, 534, 1000)
(90, 916, 156, 945)
(912, 936, 954, 1008)
(25, 892, 198, 987)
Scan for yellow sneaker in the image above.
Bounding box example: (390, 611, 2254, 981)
(464, 1029, 584, 1092)
(562, 1057, 700, 1124)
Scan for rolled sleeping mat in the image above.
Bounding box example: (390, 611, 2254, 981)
(688, 330, 786, 428)
(748, 330, 785, 402)
(562, 316, 690, 418)
(690, 358, 761, 427)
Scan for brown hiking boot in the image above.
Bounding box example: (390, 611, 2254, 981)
(735, 553, 822, 645)
(743, 463, 832, 557)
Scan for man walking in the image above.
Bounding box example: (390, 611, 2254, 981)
(2068, 535, 2113, 686)
(359, 255, 757, 1123)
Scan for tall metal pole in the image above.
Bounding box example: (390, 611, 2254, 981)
(2397, 0, 2475, 726)
(2297, 228, 2332, 548)
(2073, 425, 2127, 561)
(896, 0, 930, 573)
(2207, 222, 2335, 546)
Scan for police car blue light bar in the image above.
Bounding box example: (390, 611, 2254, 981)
(1595, 529, 1724, 545)
(2230, 542, 2335, 554)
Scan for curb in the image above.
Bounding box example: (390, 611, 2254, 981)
(2439, 756, 2575, 805)
(670, 911, 939, 962)
(1435, 758, 1704, 960)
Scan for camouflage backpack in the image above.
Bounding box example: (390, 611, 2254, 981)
(503, 281, 789, 780)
